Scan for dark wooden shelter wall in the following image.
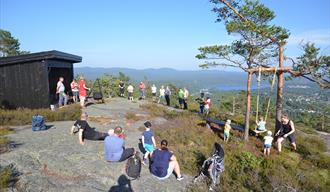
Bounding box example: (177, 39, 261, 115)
(47, 60, 73, 104)
(0, 62, 49, 109)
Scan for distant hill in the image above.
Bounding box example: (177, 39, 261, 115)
(74, 67, 314, 92)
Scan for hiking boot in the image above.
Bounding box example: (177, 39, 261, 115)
(177, 176, 184, 181)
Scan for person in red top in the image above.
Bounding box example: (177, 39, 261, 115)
(139, 82, 146, 100)
(79, 76, 90, 108)
(70, 79, 79, 103)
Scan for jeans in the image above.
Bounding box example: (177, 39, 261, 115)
(58, 92, 67, 106)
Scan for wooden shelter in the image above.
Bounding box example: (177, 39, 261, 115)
(0, 50, 82, 109)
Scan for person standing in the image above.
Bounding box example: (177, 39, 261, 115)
(263, 131, 274, 156)
(151, 84, 157, 102)
(141, 121, 156, 165)
(56, 77, 67, 107)
(195, 92, 205, 114)
(224, 119, 232, 142)
(158, 85, 165, 104)
(165, 86, 171, 106)
(183, 88, 189, 110)
(204, 97, 211, 115)
(127, 84, 134, 101)
(275, 115, 297, 153)
(119, 80, 125, 97)
(178, 89, 184, 109)
(70, 79, 79, 103)
(79, 76, 90, 108)
(139, 82, 146, 100)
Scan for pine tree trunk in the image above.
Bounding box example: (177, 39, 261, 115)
(244, 72, 252, 141)
(275, 45, 284, 132)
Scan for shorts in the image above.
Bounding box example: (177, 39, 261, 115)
(179, 98, 184, 105)
(72, 91, 79, 97)
(264, 144, 272, 149)
(154, 165, 174, 180)
(128, 92, 133, 97)
(152, 93, 156, 97)
(224, 131, 230, 138)
(120, 88, 124, 94)
(287, 134, 295, 143)
(144, 143, 155, 153)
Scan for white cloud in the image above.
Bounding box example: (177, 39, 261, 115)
(288, 29, 330, 46)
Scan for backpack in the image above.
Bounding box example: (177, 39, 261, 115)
(32, 115, 46, 131)
(125, 153, 141, 179)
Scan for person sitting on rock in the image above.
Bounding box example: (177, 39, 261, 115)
(150, 139, 184, 181)
(104, 126, 135, 162)
(71, 112, 108, 145)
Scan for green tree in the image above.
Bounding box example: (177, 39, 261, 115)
(289, 43, 330, 89)
(0, 29, 28, 57)
(197, 0, 289, 140)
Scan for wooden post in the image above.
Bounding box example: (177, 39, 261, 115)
(232, 96, 235, 115)
(276, 45, 285, 132)
(244, 72, 252, 141)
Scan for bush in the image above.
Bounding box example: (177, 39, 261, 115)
(0, 104, 81, 126)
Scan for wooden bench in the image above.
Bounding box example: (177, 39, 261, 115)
(205, 117, 245, 132)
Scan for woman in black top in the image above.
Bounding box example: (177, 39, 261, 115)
(275, 115, 297, 153)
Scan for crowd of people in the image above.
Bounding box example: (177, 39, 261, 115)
(56, 76, 90, 108)
(63, 77, 297, 183)
(71, 113, 184, 181)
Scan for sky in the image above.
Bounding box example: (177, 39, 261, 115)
(0, 0, 329, 70)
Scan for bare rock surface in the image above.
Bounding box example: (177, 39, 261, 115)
(0, 98, 192, 192)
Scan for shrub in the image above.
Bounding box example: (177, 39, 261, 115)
(0, 164, 20, 190)
(0, 104, 81, 126)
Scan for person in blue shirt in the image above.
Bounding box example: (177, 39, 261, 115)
(142, 121, 156, 165)
(104, 126, 135, 162)
(150, 140, 183, 181)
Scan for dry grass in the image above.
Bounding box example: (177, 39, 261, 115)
(0, 104, 81, 126)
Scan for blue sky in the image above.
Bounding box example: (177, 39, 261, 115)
(1, 0, 329, 70)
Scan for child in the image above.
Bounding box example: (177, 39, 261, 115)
(256, 116, 267, 131)
(204, 97, 211, 115)
(142, 121, 156, 165)
(263, 131, 273, 156)
(224, 119, 232, 142)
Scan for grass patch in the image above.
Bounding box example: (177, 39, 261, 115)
(0, 126, 15, 154)
(125, 112, 142, 122)
(0, 164, 20, 191)
(147, 105, 330, 191)
(141, 103, 180, 119)
(0, 104, 81, 126)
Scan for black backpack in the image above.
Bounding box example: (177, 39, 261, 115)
(125, 153, 141, 179)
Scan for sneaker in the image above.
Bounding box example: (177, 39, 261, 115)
(142, 159, 148, 166)
(177, 176, 184, 181)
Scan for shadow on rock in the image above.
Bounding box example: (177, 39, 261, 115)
(108, 174, 133, 192)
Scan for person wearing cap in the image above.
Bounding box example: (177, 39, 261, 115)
(224, 119, 232, 142)
(141, 121, 156, 165)
(71, 112, 109, 145)
(104, 126, 135, 162)
(263, 131, 274, 156)
(150, 139, 184, 181)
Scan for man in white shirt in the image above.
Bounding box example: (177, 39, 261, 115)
(56, 77, 67, 107)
